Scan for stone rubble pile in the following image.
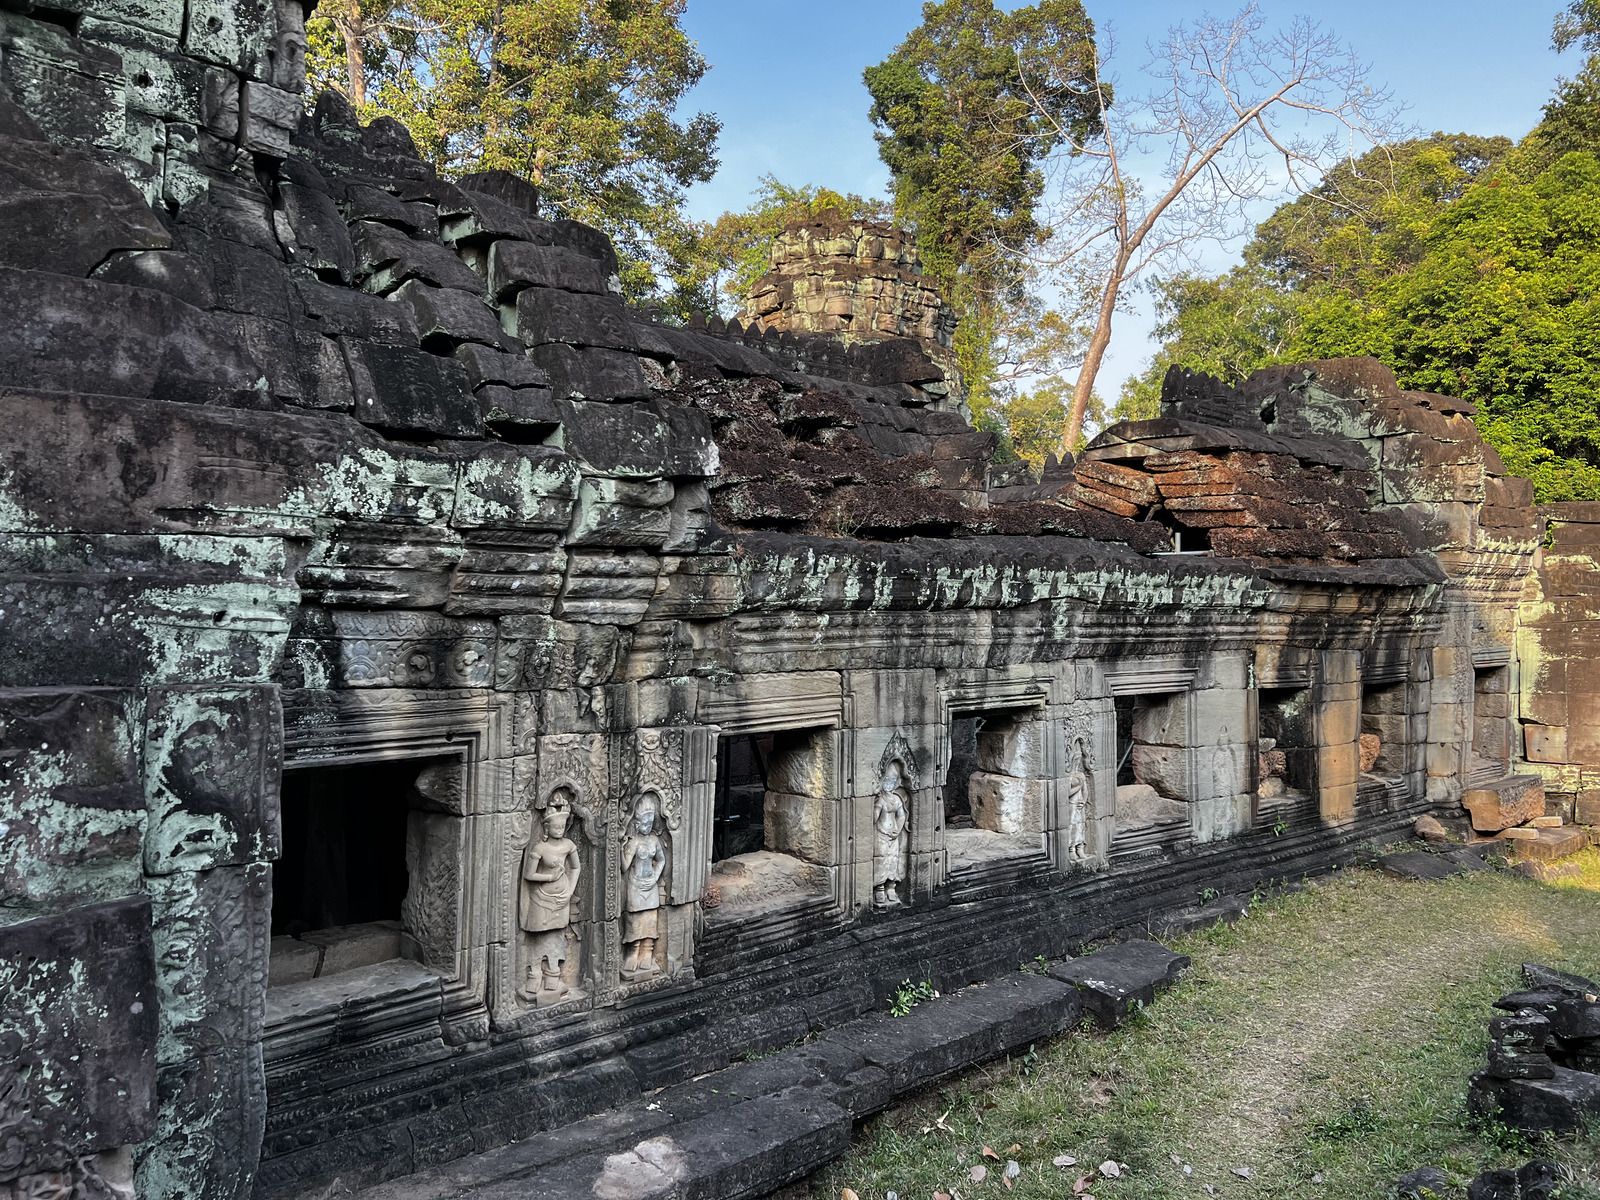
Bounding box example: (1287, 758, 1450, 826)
(1398, 1160, 1570, 1200)
(1468, 962, 1600, 1131)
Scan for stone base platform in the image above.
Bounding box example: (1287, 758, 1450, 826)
(349, 971, 1084, 1200)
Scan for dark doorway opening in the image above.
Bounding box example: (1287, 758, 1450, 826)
(713, 733, 772, 861)
(272, 759, 421, 938)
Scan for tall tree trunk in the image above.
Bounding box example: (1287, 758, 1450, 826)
(336, 0, 367, 106)
(1061, 256, 1126, 455)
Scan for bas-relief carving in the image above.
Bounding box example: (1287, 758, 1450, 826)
(516, 795, 582, 1005)
(870, 755, 908, 908)
(619, 792, 667, 980)
(510, 735, 606, 1008)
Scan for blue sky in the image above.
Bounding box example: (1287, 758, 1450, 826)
(675, 0, 1586, 397)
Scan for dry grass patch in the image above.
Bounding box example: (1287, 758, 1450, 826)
(807, 852, 1600, 1200)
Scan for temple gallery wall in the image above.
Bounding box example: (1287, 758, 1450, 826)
(0, 0, 1597, 1196)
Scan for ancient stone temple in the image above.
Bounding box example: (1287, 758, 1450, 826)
(2, 2, 1598, 1198)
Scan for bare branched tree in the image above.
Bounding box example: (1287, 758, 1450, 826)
(1015, 5, 1406, 452)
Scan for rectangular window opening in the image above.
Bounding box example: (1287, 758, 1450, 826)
(1258, 686, 1315, 801)
(1472, 666, 1511, 778)
(1111, 692, 1191, 855)
(269, 756, 456, 987)
(710, 728, 833, 913)
(1361, 681, 1409, 780)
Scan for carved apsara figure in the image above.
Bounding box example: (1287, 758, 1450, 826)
(621, 791, 668, 979)
(1065, 738, 1091, 862)
(872, 761, 910, 907)
(518, 792, 581, 1005)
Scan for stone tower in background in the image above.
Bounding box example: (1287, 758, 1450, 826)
(740, 216, 961, 402)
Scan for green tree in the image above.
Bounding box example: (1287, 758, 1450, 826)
(307, 0, 721, 315)
(863, 0, 1103, 416)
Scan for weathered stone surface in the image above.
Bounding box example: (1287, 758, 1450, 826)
(346, 341, 480, 436)
(1468, 1067, 1600, 1131)
(1463, 776, 1546, 832)
(1048, 940, 1190, 1028)
(0, 267, 263, 402)
(0, 135, 173, 275)
(1511, 826, 1588, 862)
(516, 287, 638, 351)
(488, 242, 609, 301)
(0, 688, 142, 916)
(0, 897, 159, 1173)
(143, 686, 282, 875)
(391, 278, 509, 351)
(527, 342, 651, 400)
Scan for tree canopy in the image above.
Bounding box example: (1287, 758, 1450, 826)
(1125, 116, 1600, 500)
(862, 0, 1103, 416)
(306, 0, 721, 314)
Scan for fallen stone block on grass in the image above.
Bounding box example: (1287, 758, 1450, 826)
(1468, 1066, 1600, 1132)
(1378, 849, 1489, 880)
(1047, 939, 1190, 1028)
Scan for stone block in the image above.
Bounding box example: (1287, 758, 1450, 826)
(1512, 826, 1588, 863)
(1577, 790, 1600, 825)
(1320, 779, 1356, 823)
(488, 243, 610, 301)
(455, 343, 550, 390)
(516, 287, 639, 351)
(351, 220, 483, 295)
(0, 897, 159, 1173)
(555, 399, 717, 479)
(765, 728, 835, 798)
(0, 134, 173, 277)
(1130, 743, 1187, 800)
(346, 340, 481, 437)
(1468, 1067, 1600, 1132)
(0, 688, 143, 914)
(1317, 740, 1358, 789)
(566, 476, 675, 548)
(763, 792, 834, 864)
(1048, 939, 1190, 1028)
(239, 79, 298, 154)
(1463, 776, 1546, 832)
(974, 715, 1043, 777)
(528, 342, 651, 401)
(1190, 793, 1251, 843)
(1316, 698, 1361, 747)
(301, 920, 404, 976)
(137, 1044, 267, 1200)
(268, 936, 321, 987)
(392, 279, 510, 351)
(843, 670, 940, 728)
(143, 685, 283, 875)
(451, 443, 580, 534)
(1525, 725, 1569, 763)
(1514, 860, 1584, 884)
(967, 771, 1042, 834)
(0, 267, 262, 404)
(145, 863, 270, 1061)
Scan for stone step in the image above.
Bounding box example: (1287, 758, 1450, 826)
(1380, 847, 1492, 881)
(350, 971, 1084, 1200)
(1511, 825, 1589, 863)
(1048, 938, 1191, 1028)
(1463, 775, 1546, 832)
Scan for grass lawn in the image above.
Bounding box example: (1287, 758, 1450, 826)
(809, 848, 1600, 1200)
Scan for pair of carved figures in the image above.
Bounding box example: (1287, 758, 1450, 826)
(517, 789, 668, 1004)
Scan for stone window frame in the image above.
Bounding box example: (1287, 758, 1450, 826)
(1470, 646, 1515, 783)
(934, 674, 1057, 876)
(269, 689, 512, 1044)
(1105, 661, 1200, 838)
(697, 673, 847, 909)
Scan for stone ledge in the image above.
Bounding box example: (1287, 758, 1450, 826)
(349, 972, 1082, 1200)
